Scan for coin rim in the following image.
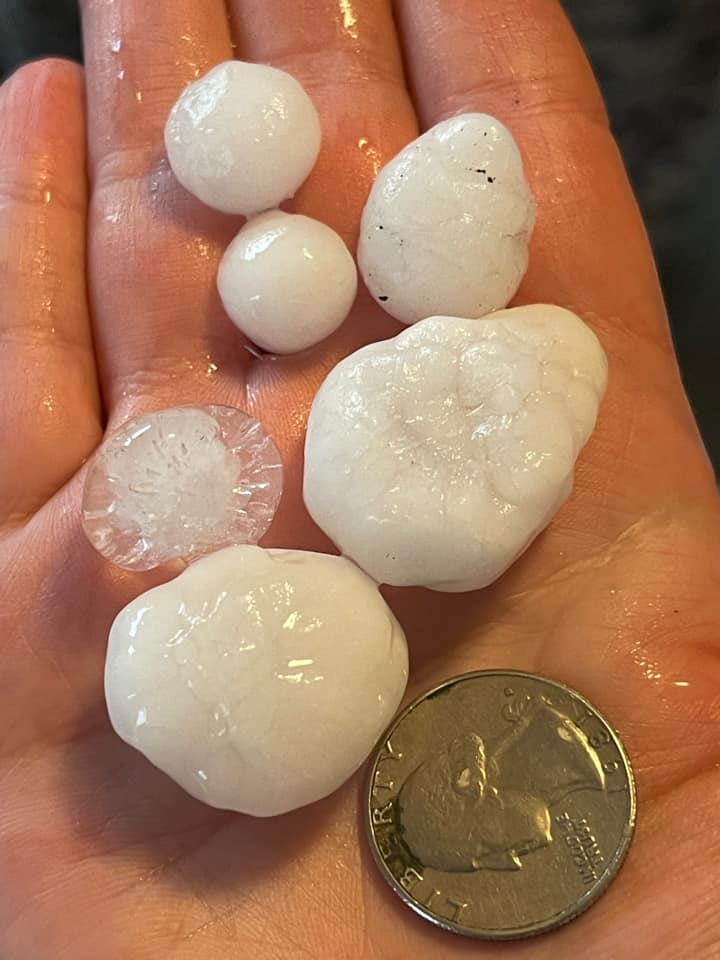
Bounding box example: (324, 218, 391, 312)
(364, 669, 637, 940)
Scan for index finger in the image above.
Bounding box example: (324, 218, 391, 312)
(80, 0, 248, 418)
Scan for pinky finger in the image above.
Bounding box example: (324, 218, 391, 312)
(0, 60, 102, 525)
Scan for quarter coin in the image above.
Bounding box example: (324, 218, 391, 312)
(365, 670, 636, 939)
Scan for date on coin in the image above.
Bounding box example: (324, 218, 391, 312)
(365, 671, 636, 939)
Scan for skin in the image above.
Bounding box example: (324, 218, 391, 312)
(0, 0, 719, 957)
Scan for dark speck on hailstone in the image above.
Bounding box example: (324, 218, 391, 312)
(378, 296, 389, 302)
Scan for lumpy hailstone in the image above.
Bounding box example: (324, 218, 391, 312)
(105, 546, 409, 816)
(358, 114, 535, 325)
(82, 406, 283, 571)
(165, 61, 321, 216)
(218, 211, 357, 354)
(304, 305, 607, 592)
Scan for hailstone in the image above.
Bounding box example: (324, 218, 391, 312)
(82, 406, 282, 571)
(165, 61, 321, 216)
(218, 211, 357, 354)
(358, 114, 535, 325)
(105, 546, 409, 816)
(304, 305, 607, 592)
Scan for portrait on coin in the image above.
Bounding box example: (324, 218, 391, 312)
(398, 694, 607, 872)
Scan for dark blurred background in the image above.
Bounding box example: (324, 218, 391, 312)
(1, 0, 718, 469)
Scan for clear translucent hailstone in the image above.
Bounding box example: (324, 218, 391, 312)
(82, 406, 283, 571)
(358, 113, 535, 325)
(218, 211, 358, 354)
(105, 546, 409, 816)
(164, 60, 321, 216)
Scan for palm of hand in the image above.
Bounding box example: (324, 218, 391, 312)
(1, 2, 718, 958)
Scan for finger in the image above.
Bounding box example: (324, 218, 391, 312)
(228, 1, 419, 546)
(80, 0, 249, 418)
(394, 0, 716, 504)
(0, 60, 101, 525)
(230, 0, 418, 364)
(394, 0, 667, 347)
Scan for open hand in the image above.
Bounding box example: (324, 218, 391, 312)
(1, 1, 719, 957)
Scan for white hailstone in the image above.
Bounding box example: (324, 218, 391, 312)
(358, 114, 535, 325)
(105, 546, 409, 817)
(165, 61, 321, 216)
(82, 406, 283, 571)
(304, 305, 607, 592)
(218, 211, 357, 354)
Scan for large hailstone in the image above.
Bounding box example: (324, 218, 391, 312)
(304, 305, 607, 592)
(358, 114, 535, 325)
(218, 211, 357, 354)
(165, 61, 321, 216)
(105, 546, 409, 816)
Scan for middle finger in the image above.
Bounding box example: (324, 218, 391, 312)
(233, 0, 419, 372)
(232, 1, 420, 545)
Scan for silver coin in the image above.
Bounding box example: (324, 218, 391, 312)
(365, 670, 636, 940)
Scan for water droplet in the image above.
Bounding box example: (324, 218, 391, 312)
(190, 236, 210, 259)
(357, 136, 382, 175)
(110, 37, 122, 53)
(149, 158, 171, 198)
(339, 0, 359, 39)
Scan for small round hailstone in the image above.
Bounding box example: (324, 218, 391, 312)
(105, 546, 409, 817)
(82, 406, 283, 571)
(304, 305, 607, 592)
(358, 113, 535, 325)
(165, 60, 321, 215)
(218, 211, 358, 354)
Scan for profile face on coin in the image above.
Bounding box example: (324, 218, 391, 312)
(365, 671, 636, 939)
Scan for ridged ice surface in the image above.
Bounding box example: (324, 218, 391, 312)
(358, 114, 535, 325)
(304, 305, 607, 592)
(218, 211, 357, 354)
(165, 61, 321, 216)
(105, 546, 409, 816)
(82, 406, 283, 571)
